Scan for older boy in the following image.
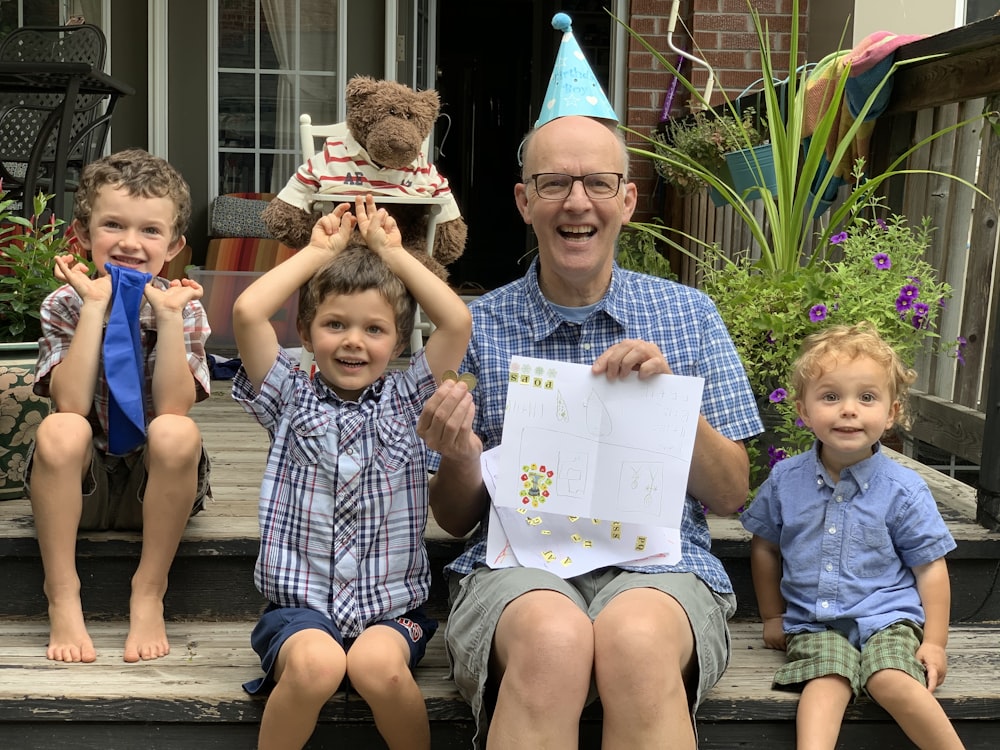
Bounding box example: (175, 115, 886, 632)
(26, 149, 211, 664)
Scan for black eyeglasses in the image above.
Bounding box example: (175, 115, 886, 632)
(529, 172, 624, 200)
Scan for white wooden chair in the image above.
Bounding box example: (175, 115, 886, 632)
(297, 113, 445, 368)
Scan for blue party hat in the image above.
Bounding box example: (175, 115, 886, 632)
(534, 12, 618, 128)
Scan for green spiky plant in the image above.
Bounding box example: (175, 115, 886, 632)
(618, 0, 985, 273)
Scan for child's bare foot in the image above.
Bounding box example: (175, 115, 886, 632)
(124, 587, 170, 663)
(45, 591, 97, 663)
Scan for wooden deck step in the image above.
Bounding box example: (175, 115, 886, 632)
(2, 384, 1000, 622)
(1, 620, 997, 749)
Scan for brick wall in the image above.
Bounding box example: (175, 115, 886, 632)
(625, 0, 809, 221)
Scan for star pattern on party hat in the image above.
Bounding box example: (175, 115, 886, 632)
(535, 12, 618, 128)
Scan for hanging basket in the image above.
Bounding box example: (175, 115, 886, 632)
(725, 143, 777, 201)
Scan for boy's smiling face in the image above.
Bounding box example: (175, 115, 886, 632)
(72, 185, 185, 276)
(300, 288, 404, 401)
(796, 353, 899, 477)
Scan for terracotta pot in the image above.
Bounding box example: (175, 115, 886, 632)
(0, 342, 49, 501)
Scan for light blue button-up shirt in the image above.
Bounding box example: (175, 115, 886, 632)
(741, 442, 956, 647)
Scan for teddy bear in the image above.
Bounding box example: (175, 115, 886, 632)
(262, 75, 467, 281)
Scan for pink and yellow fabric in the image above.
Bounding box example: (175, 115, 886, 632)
(802, 31, 925, 214)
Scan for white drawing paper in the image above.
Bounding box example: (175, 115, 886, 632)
(483, 356, 703, 577)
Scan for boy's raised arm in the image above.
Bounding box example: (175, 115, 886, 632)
(355, 195, 471, 381)
(233, 202, 356, 390)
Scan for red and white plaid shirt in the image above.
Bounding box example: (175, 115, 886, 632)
(34, 278, 212, 454)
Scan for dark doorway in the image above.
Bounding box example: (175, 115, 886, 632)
(434, 0, 613, 292)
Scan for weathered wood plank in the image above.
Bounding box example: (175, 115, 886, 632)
(1, 621, 997, 725)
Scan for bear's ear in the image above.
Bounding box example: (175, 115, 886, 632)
(346, 75, 379, 105)
(412, 88, 441, 126)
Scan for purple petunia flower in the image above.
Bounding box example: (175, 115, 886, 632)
(896, 295, 913, 314)
(769, 388, 787, 403)
(913, 302, 929, 317)
(872, 252, 891, 270)
(912, 314, 927, 330)
(907, 276, 922, 287)
(809, 304, 828, 322)
(898, 284, 919, 300)
(876, 218, 888, 230)
(830, 231, 849, 244)
(767, 444, 789, 468)
(955, 336, 968, 366)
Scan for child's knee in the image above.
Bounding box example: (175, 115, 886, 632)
(278, 633, 347, 697)
(33, 413, 93, 463)
(146, 415, 201, 462)
(865, 667, 917, 705)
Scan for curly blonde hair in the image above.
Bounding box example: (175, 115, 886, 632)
(791, 321, 917, 429)
(74, 149, 191, 243)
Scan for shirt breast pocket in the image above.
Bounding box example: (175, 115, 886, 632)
(375, 416, 415, 475)
(288, 410, 329, 467)
(847, 523, 893, 578)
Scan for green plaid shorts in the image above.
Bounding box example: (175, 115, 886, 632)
(774, 621, 926, 697)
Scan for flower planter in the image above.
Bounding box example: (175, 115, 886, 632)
(708, 163, 736, 207)
(725, 143, 777, 201)
(0, 342, 48, 501)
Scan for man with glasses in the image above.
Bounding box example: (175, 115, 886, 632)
(418, 113, 762, 748)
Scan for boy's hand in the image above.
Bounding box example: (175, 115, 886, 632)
(916, 641, 948, 692)
(355, 195, 404, 256)
(145, 277, 203, 315)
(762, 617, 786, 650)
(54, 254, 111, 306)
(308, 201, 356, 254)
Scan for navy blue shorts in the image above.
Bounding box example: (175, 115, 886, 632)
(242, 604, 438, 695)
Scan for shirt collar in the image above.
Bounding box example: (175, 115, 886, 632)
(811, 440, 884, 489)
(310, 369, 385, 403)
(521, 257, 630, 340)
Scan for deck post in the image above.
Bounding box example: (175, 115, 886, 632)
(977, 331, 1000, 530)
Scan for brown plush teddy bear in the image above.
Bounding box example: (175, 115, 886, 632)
(262, 75, 467, 281)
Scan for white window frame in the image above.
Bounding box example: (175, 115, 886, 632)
(206, 0, 346, 200)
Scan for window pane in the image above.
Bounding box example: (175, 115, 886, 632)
(219, 72, 256, 148)
(300, 74, 339, 126)
(259, 72, 279, 149)
(216, 0, 340, 195)
(219, 0, 256, 69)
(220, 151, 255, 194)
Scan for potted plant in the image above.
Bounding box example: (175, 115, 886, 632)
(616, 0, 985, 496)
(0, 190, 74, 500)
(704, 184, 956, 488)
(652, 107, 771, 205)
(622, 0, 983, 273)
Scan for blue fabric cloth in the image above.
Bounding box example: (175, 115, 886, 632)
(428, 258, 763, 593)
(740, 442, 957, 648)
(103, 264, 152, 455)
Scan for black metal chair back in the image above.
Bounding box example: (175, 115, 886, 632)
(0, 24, 109, 206)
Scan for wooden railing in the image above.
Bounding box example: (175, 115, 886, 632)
(661, 15, 1000, 474)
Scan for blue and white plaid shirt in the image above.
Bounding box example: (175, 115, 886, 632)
(234, 348, 437, 637)
(429, 259, 763, 593)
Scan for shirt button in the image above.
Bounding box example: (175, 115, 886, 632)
(828, 526, 836, 534)
(826, 563, 833, 572)
(817, 478, 823, 485)
(863, 483, 869, 490)
(821, 600, 830, 609)
(836, 495, 843, 503)
(582, 343, 592, 350)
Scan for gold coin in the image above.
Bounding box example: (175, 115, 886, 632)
(458, 372, 478, 391)
(442, 369, 459, 382)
